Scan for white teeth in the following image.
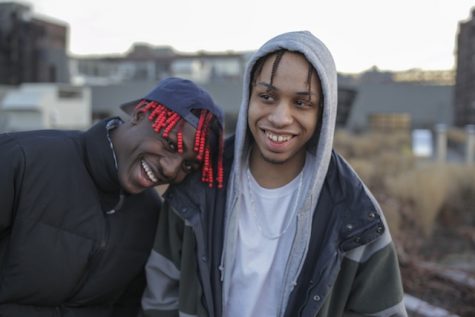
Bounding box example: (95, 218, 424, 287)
(141, 160, 158, 183)
(265, 131, 292, 143)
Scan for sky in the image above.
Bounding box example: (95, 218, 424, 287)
(18, 0, 475, 73)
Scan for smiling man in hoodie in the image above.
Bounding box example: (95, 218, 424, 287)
(141, 32, 407, 317)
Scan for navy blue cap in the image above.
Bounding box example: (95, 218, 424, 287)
(121, 77, 223, 128)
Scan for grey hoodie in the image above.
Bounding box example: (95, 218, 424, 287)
(220, 30, 338, 316)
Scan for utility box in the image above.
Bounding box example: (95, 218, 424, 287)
(412, 129, 434, 158)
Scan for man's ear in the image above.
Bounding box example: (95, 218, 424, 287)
(131, 108, 146, 125)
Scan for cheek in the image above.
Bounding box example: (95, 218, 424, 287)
(300, 112, 319, 135)
(247, 101, 264, 124)
(140, 138, 165, 155)
(117, 164, 131, 191)
(173, 170, 188, 184)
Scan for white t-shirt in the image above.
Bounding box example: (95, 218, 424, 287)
(224, 165, 305, 317)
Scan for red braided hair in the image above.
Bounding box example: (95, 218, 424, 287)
(135, 100, 224, 188)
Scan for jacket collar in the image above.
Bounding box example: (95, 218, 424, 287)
(320, 152, 385, 251)
(82, 118, 122, 194)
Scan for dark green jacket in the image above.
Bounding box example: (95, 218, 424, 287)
(141, 137, 406, 317)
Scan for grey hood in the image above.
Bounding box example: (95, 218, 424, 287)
(221, 30, 338, 316)
(232, 30, 337, 197)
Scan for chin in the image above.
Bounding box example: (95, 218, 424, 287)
(260, 152, 291, 165)
(119, 178, 137, 195)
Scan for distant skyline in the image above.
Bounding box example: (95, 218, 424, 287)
(15, 0, 475, 73)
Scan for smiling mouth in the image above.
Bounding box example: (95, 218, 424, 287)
(141, 160, 158, 183)
(265, 130, 293, 143)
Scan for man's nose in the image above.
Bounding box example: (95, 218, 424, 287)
(160, 155, 183, 181)
(269, 101, 293, 127)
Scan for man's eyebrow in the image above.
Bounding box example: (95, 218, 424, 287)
(296, 91, 319, 96)
(177, 127, 198, 157)
(256, 82, 277, 90)
(166, 130, 189, 152)
(257, 81, 319, 96)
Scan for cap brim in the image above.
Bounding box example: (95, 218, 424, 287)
(120, 100, 140, 115)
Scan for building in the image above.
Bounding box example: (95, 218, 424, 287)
(73, 46, 356, 130)
(336, 86, 357, 127)
(0, 2, 69, 85)
(0, 85, 14, 130)
(339, 67, 455, 86)
(454, 7, 475, 126)
(347, 82, 453, 131)
(0, 83, 91, 132)
(70, 43, 248, 85)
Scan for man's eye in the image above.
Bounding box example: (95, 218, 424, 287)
(259, 93, 272, 101)
(296, 99, 313, 108)
(183, 161, 193, 173)
(166, 138, 177, 152)
(183, 161, 200, 174)
(182, 160, 200, 174)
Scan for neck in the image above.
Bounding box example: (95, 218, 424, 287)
(249, 146, 306, 189)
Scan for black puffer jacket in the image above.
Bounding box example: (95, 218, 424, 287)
(0, 120, 160, 317)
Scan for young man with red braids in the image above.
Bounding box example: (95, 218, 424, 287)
(141, 32, 407, 317)
(0, 77, 224, 317)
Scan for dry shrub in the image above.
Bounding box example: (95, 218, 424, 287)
(334, 130, 360, 158)
(351, 134, 381, 157)
(346, 158, 376, 186)
(385, 164, 450, 237)
(335, 130, 411, 162)
(336, 130, 415, 238)
(336, 130, 414, 189)
(378, 197, 402, 238)
(377, 150, 414, 178)
(336, 130, 475, 314)
(334, 130, 380, 158)
(438, 165, 475, 226)
(336, 129, 475, 244)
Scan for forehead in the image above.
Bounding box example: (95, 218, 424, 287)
(177, 121, 197, 152)
(257, 52, 321, 93)
(140, 116, 197, 153)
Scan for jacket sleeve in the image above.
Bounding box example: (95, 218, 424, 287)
(344, 231, 408, 316)
(0, 134, 24, 237)
(140, 199, 200, 317)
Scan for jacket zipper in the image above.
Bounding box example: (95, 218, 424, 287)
(194, 218, 215, 317)
(296, 259, 329, 317)
(64, 215, 111, 303)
